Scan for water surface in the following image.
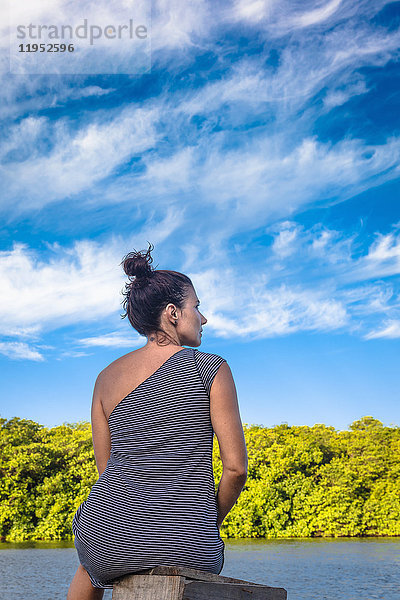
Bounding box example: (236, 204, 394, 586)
(0, 537, 398, 599)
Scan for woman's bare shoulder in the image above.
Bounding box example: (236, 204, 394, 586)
(95, 348, 142, 389)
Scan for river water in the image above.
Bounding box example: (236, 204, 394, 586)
(0, 537, 399, 599)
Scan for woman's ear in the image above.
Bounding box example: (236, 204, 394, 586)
(165, 303, 178, 321)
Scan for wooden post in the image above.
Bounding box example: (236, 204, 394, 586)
(112, 566, 287, 600)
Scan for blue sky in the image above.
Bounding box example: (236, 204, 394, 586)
(0, 0, 399, 430)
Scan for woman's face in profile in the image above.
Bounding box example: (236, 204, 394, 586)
(179, 286, 207, 347)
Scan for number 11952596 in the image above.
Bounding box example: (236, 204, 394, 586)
(18, 43, 75, 52)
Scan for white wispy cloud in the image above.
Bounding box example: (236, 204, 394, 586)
(323, 78, 368, 110)
(234, 285, 348, 337)
(364, 320, 400, 340)
(191, 267, 349, 338)
(263, 223, 400, 339)
(230, 0, 388, 36)
(267, 220, 357, 269)
(3, 100, 399, 238)
(291, 0, 343, 29)
(151, 0, 212, 52)
(366, 230, 400, 265)
(59, 350, 92, 358)
(1, 105, 160, 212)
(73, 133, 399, 249)
(1, 219, 400, 360)
(0, 341, 44, 361)
(0, 76, 117, 120)
(267, 222, 400, 284)
(270, 221, 300, 259)
(0, 0, 399, 358)
(79, 332, 142, 348)
(339, 229, 400, 283)
(0, 208, 183, 342)
(1, 1, 399, 228)
(0, 239, 122, 334)
(71, 85, 115, 98)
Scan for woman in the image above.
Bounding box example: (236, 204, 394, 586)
(67, 243, 248, 600)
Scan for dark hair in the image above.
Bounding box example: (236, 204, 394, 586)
(120, 242, 194, 345)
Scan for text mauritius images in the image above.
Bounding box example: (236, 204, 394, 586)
(16, 19, 148, 46)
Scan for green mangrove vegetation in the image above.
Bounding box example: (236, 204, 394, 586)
(1, 415, 399, 541)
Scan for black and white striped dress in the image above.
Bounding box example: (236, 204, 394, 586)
(72, 347, 226, 589)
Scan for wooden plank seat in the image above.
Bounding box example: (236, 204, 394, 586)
(112, 565, 287, 599)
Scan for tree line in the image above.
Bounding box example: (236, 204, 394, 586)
(1, 415, 399, 541)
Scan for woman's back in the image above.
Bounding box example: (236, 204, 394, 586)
(67, 244, 247, 600)
(72, 347, 226, 589)
(96, 345, 188, 420)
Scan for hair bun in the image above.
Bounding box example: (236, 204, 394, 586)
(121, 242, 155, 282)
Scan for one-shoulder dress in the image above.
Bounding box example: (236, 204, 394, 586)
(72, 347, 226, 588)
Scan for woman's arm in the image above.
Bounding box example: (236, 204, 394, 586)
(91, 373, 111, 476)
(210, 361, 248, 528)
